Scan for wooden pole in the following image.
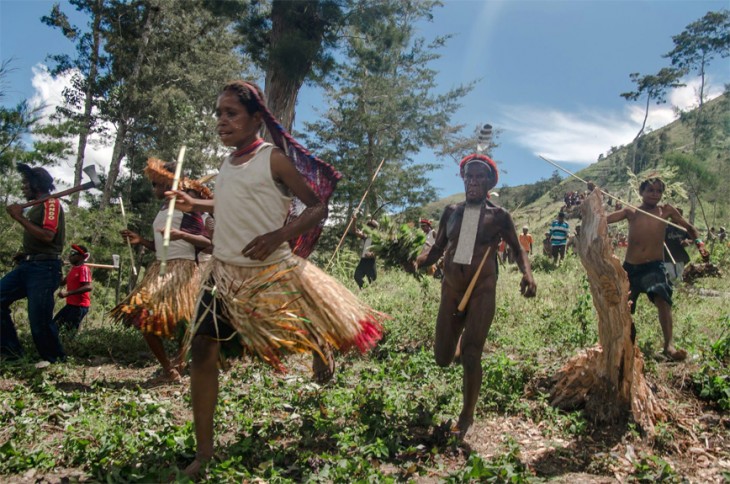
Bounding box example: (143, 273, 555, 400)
(456, 247, 491, 314)
(159, 146, 186, 276)
(118, 196, 138, 276)
(326, 158, 386, 271)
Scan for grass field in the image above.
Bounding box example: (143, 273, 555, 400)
(1, 245, 728, 482)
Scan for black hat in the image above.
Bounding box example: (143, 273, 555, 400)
(16, 163, 55, 193)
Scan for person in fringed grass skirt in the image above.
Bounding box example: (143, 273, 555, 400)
(168, 81, 385, 477)
(110, 160, 212, 382)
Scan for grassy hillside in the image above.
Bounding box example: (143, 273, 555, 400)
(423, 93, 730, 236)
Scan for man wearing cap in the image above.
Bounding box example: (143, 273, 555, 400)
(549, 211, 570, 265)
(1, 164, 66, 363)
(415, 153, 536, 440)
(518, 226, 533, 257)
(53, 244, 93, 334)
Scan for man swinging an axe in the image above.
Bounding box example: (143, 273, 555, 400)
(1, 163, 99, 366)
(415, 154, 536, 440)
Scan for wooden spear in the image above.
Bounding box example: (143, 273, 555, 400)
(326, 157, 387, 271)
(159, 146, 186, 276)
(538, 155, 687, 232)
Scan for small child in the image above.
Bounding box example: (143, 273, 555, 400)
(53, 244, 92, 333)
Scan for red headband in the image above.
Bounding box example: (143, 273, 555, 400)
(419, 218, 432, 226)
(459, 153, 498, 185)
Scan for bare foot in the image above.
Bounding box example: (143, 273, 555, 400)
(312, 346, 335, 384)
(148, 368, 182, 385)
(182, 456, 210, 480)
(451, 414, 473, 441)
(663, 347, 687, 362)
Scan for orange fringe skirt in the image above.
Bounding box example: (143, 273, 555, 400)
(110, 259, 201, 338)
(184, 256, 386, 370)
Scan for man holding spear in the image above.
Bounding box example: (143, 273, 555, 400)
(607, 177, 704, 361)
(416, 154, 536, 439)
(539, 156, 713, 362)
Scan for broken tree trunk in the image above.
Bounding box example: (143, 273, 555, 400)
(549, 190, 664, 433)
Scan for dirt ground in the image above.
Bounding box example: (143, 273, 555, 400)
(1, 356, 728, 483)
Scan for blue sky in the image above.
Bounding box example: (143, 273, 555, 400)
(2, 0, 728, 197)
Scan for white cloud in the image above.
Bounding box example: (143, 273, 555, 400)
(28, 64, 117, 192)
(498, 76, 726, 165)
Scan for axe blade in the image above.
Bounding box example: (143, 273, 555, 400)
(82, 165, 101, 188)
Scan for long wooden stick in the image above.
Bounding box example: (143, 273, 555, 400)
(159, 146, 186, 276)
(118, 196, 138, 276)
(326, 157, 386, 271)
(538, 155, 687, 232)
(457, 246, 492, 314)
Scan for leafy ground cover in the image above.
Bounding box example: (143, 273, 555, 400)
(1, 249, 728, 482)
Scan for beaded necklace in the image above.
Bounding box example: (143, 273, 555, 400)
(231, 137, 264, 157)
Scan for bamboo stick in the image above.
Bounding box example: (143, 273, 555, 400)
(160, 146, 186, 276)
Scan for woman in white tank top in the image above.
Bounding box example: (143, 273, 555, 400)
(170, 81, 387, 478)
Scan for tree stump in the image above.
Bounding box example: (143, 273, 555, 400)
(549, 190, 664, 433)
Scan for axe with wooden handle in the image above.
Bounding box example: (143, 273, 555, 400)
(19, 165, 101, 209)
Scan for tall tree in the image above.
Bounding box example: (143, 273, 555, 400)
(305, 0, 473, 216)
(620, 68, 685, 173)
(209, 0, 346, 131)
(90, 0, 244, 207)
(42, 0, 108, 206)
(664, 9, 730, 148)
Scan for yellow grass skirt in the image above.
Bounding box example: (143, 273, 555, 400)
(110, 259, 201, 338)
(186, 256, 385, 370)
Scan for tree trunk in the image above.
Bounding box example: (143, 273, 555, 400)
(264, 1, 309, 132)
(72, 0, 103, 207)
(100, 3, 157, 208)
(549, 190, 664, 433)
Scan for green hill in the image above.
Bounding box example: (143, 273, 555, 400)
(421, 93, 730, 236)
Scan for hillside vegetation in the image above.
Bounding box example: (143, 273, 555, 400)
(422, 93, 730, 236)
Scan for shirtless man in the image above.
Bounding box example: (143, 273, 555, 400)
(416, 154, 536, 439)
(607, 178, 702, 361)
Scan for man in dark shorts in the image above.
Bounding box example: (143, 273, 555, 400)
(607, 177, 702, 361)
(549, 211, 569, 264)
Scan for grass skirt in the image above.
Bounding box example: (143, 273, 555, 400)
(110, 259, 201, 338)
(186, 256, 385, 370)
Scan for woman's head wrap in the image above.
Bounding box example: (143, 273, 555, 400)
(143, 158, 213, 200)
(220, 81, 342, 258)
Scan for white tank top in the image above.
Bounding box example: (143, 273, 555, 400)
(152, 207, 197, 261)
(213, 143, 293, 266)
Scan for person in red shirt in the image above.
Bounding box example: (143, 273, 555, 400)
(54, 244, 92, 333)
